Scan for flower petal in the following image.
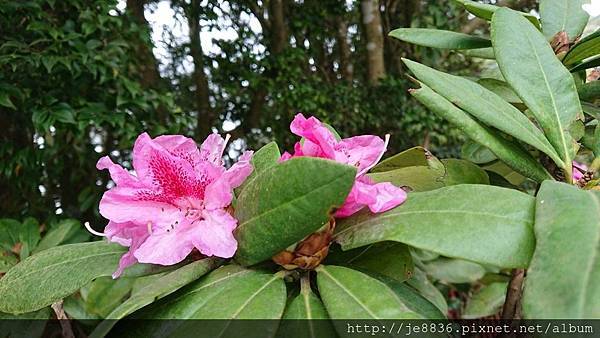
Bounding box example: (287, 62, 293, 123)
(154, 134, 202, 169)
(335, 176, 406, 218)
(200, 133, 227, 165)
(96, 156, 140, 187)
(192, 209, 238, 258)
(112, 229, 149, 278)
(290, 113, 337, 159)
(336, 135, 386, 174)
(133, 220, 196, 265)
(204, 151, 253, 210)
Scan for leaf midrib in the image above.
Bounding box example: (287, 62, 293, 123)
(320, 267, 378, 319)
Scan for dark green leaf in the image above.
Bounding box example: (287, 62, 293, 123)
(463, 282, 508, 319)
(0, 93, 16, 109)
(335, 184, 535, 268)
(236, 141, 280, 195)
(316, 265, 420, 319)
(90, 258, 220, 338)
(477, 78, 522, 104)
(372, 146, 440, 172)
(234, 157, 355, 266)
(33, 219, 80, 253)
(389, 28, 491, 49)
(522, 181, 600, 318)
(404, 59, 562, 166)
(540, 0, 589, 42)
(406, 267, 448, 314)
(579, 80, 600, 102)
(570, 55, 600, 72)
(455, 0, 541, 28)
(458, 47, 496, 59)
(461, 140, 497, 164)
(84, 276, 134, 318)
(0, 308, 51, 338)
(422, 258, 486, 284)
(492, 8, 583, 172)
(440, 159, 489, 186)
(410, 83, 552, 182)
(0, 241, 125, 314)
(564, 30, 600, 65)
(18, 218, 40, 260)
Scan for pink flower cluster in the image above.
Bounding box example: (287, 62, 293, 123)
(94, 133, 252, 277)
(93, 115, 408, 276)
(281, 113, 407, 218)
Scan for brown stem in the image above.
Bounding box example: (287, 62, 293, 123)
(51, 300, 75, 338)
(501, 268, 525, 320)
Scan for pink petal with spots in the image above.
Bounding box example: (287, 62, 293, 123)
(336, 135, 386, 174)
(192, 209, 238, 258)
(200, 133, 227, 165)
(112, 227, 149, 278)
(134, 219, 196, 265)
(154, 134, 202, 169)
(204, 151, 253, 210)
(335, 176, 406, 218)
(96, 156, 140, 187)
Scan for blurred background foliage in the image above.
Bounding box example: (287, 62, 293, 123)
(0, 0, 539, 227)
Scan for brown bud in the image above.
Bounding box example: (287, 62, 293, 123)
(272, 219, 336, 270)
(550, 31, 570, 56)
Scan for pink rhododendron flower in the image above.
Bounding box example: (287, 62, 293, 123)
(90, 133, 253, 278)
(573, 161, 588, 182)
(281, 113, 407, 218)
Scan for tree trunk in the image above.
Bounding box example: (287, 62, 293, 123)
(336, 17, 353, 82)
(361, 0, 386, 84)
(188, 0, 214, 138)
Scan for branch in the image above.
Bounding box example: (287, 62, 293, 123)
(51, 300, 75, 338)
(501, 268, 525, 320)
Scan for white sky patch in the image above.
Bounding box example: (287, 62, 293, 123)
(584, 0, 600, 17)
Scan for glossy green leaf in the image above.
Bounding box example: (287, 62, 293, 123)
(0, 241, 125, 314)
(423, 258, 486, 284)
(234, 157, 355, 266)
(404, 59, 562, 166)
(522, 181, 600, 318)
(335, 184, 535, 268)
(410, 83, 551, 182)
(236, 141, 280, 194)
(406, 267, 448, 315)
(463, 282, 508, 319)
(127, 265, 286, 336)
(461, 140, 497, 164)
(389, 28, 490, 49)
(90, 259, 220, 338)
(540, 0, 589, 42)
(278, 277, 335, 338)
(570, 55, 600, 73)
(441, 159, 489, 186)
(564, 30, 600, 65)
(372, 146, 441, 173)
(492, 8, 583, 171)
(455, 0, 540, 28)
(327, 242, 414, 282)
(368, 166, 444, 192)
(316, 265, 420, 319)
(369, 272, 446, 319)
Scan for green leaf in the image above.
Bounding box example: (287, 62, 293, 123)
(564, 30, 600, 65)
(84, 276, 134, 318)
(0, 308, 51, 338)
(0, 218, 20, 251)
(372, 146, 440, 173)
(461, 140, 497, 164)
(0, 93, 16, 110)
(483, 161, 527, 186)
(389, 28, 491, 49)
(403, 59, 563, 167)
(128, 265, 286, 336)
(540, 0, 589, 42)
(236, 141, 280, 195)
(463, 282, 507, 319)
(582, 123, 600, 157)
(335, 184, 535, 268)
(0, 253, 18, 273)
(422, 258, 486, 284)
(368, 166, 444, 192)
(492, 8, 583, 171)
(458, 47, 496, 59)
(522, 181, 600, 318)
(570, 55, 600, 73)
(316, 265, 420, 319)
(579, 80, 600, 102)
(90, 258, 220, 338)
(33, 219, 80, 253)
(455, 0, 541, 28)
(0, 241, 126, 314)
(368, 272, 446, 319)
(440, 159, 489, 186)
(327, 242, 414, 282)
(234, 157, 356, 266)
(18, 218, 40, 260)
(410, 83, 551, 182)
(477, 78, 522, 104)
(406, 267, 448, 315)
(278, 276, 335, 338)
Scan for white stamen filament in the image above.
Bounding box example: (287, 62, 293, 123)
(357, 134, 390, 177)
(84, 221, 106, 237)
